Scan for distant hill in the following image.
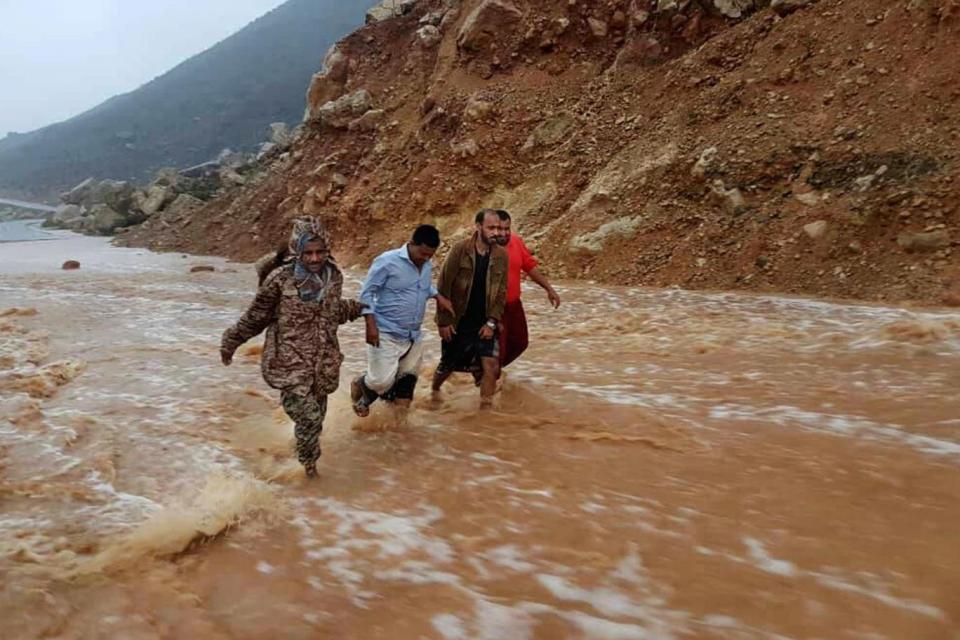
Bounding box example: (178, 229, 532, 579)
(0, 0, 374, 201)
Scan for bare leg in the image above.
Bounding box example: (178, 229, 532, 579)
(479, 356, 500, 407)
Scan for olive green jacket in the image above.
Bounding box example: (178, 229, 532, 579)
(435, 234, 508, 328)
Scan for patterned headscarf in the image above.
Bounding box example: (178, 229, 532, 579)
(288, 217, 333, 302)
(288, 216, 332, 258)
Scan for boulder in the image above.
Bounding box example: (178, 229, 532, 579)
(711, 0, 758, 17)
(62, 260, 81, 270)
(89, 204, 126, 235)
(219, 168, 247, 186)
(420, 9, 446, 26)
(134, 185, 173, 217)
(710, 180, 746, 212)
(86, 179, 135, 213)
(587, 17, 609, 37)
(451, 138, 480, 158)
(189, 265, 216, 273)
(348, 109, 386, 132)
(150, 168, 181, 189)
(794, 191, 821, 206)
(216, 148, 249, 168)
(570, 217, 643, 255)
(463, 96, 494, 122)
(366, 0, 417, 23)
(897, 230, 951, 252)
(417, 24, 442, 48)
(691, 147, 719, 179)
(258, 142, 279, 160)
(269, 122, 293, 146)
(521, 114, 575, 151)
(52, 204, 83, 226)
(304, 47, 350, 122)
(164, 194, 205, 220)
(457, 0, 523, 52)
(803, 220, 829, 240)
(60, 178, 95, 205)
(317, 90, 374, 129)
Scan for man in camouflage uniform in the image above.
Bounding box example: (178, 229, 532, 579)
(220, 217, 364, 477)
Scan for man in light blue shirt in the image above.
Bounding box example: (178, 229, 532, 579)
(351, 225, 453, 416)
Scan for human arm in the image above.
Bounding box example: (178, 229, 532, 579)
(365, 315, 380, 347)
(434, 293, 454, 316)
(435, 243, 462, 333)
(220, 275, 282, 365)
(528, 267, 561, 308)
(358, 255, 390, 342)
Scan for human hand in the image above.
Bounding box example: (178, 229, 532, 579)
(365, 321, 380, 348)
(547, 288, 561, 309)
(439, 325, 456, 342)
(478, 325, 494, 340)
(435, 294, 454, 316)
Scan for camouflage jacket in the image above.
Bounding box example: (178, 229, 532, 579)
(221, 262, 363, 396)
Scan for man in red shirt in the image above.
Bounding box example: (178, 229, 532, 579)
(495, 209, 561, 367)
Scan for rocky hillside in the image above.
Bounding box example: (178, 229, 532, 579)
(0, 0, 373, 202)
(119, 0, 960, 306)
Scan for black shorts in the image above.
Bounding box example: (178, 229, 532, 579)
(437, 328, 500, 374)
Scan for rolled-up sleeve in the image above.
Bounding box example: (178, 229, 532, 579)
(359, 256, 389, 316)
(520, 237, 538, 273)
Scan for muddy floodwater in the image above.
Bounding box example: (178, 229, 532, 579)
(1, 231, 958, 639)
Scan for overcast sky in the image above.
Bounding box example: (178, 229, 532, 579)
(0, 0, 286, 135)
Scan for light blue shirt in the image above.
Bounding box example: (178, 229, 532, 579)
(360, 245, 438, 341)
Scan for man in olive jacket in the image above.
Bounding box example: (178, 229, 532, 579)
(221, 217, 364, 477)
(432, 209, 508, 406)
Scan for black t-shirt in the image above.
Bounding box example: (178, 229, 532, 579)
(459, 250, 489, 333)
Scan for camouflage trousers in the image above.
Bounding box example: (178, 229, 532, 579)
(281, 392, 328, 475)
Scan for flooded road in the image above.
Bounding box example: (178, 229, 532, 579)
(1, 232, 958, 639)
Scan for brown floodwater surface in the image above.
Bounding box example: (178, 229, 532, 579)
(1, 227, 958, 639)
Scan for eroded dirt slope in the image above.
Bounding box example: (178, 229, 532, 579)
(119, 0, 960, 305)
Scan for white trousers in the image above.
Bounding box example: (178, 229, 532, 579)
(365, 336, 425, 394)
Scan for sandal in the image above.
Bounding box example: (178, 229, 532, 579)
(350, 377, 371, 418)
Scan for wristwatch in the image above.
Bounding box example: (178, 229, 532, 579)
(485, 319, 497, 330)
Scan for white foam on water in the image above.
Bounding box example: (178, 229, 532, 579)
(559, 611, 665, 640)
(535, 573, 676, 622)
(432, 613, 467, 640)
(703, 541, 946, 622)
(374, 561, 461, 586)
(505, 486, 553, 498)
(743, 538, 798, 578)
(709, 403, 960, 461)
(469, 452, 521, 466)
(483, 544, 536, 573)
(810, 572, 945, 620)
(580, 501, 608, 513)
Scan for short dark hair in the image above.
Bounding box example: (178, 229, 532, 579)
(474, 208, 499, 225)
(496, 209, 511, 221)
(411, 224, 440, 248)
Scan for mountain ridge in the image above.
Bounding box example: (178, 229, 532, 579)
(0, 0, 375, 201)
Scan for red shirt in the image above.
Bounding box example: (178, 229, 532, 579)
(505, 234, 538, 303)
